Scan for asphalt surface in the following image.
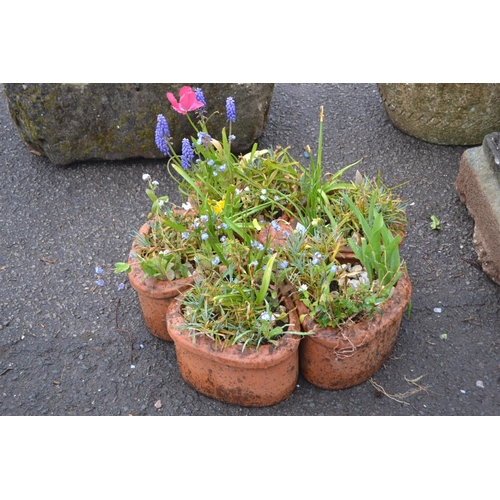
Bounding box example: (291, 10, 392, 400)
(1, 83, 499, 416)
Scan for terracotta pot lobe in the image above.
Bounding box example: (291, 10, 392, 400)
(297, 271, 412, 390)
(166, 297, 302, 407)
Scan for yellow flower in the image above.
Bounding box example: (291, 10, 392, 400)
(208, 199, 225, 215)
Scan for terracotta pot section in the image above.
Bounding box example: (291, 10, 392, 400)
(128, 221, 195, 341)
(166, 296, 302, 407)
(296, 271, 412, 390)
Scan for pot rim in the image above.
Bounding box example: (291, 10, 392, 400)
(297, 270, 412, 349)
(166, 296, 302, 369)
(127, 220, 196, 299)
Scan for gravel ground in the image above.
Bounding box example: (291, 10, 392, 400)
(1, 83, 499, 416)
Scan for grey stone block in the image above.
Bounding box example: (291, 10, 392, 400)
(2, 83, 274, 165)
(455, 132, 500, 285)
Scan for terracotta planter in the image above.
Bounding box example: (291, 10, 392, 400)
(166, 297, 302, 407)
(128, 222, 195, 341)
(296, 271, 412, 390)
(378, 83, 500, 146)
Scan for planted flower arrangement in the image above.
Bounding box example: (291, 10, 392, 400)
(116, 86, 411, 406)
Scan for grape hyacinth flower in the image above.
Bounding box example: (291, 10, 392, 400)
(155, 114, 171, 156)
(226, 96, 236, 122)
(181, 138, 195, 170)
(194, 87, 206, 107)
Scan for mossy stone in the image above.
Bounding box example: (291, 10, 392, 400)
(378, 83, 500, 146)
(2, 83, 275, 165)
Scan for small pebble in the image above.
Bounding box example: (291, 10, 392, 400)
(434, 307, 442, 313)
(476, 380, 485, 388)
(130, 364, 135, 369)
(460, 389, 466, 394)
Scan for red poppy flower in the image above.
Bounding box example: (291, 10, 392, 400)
(166, 86, 204, 115)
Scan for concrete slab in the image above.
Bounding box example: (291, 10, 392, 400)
(455, 133, 500, 286)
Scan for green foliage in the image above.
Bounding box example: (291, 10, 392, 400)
(116, 89, 412, 348)
(179, 238, 304, 351)
(430, 215, 441, 230)
(279, 226, 397, 329)
(344, 194, 403, 288)
(114, 262, 131, 274)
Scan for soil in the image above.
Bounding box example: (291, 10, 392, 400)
(1, 83, 499, 416)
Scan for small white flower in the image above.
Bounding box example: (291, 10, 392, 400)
(295, 222, 306, 235)
(152, 180, 159, 186)
(158, 199, 164, 206)
(182, 201, 193, 211)
(142, 173, 151, 181)
(299, 284, 308, 292)
(260, 311, 273, 321)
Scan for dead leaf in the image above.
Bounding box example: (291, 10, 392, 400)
(28, 148, 43, 156)
(40, 258, 59, 264)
